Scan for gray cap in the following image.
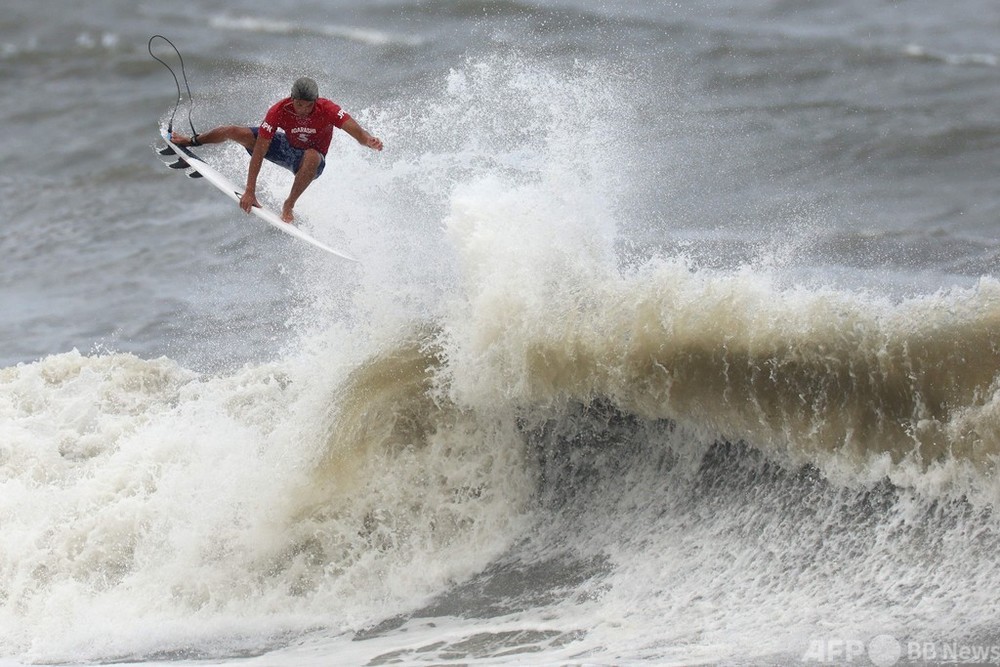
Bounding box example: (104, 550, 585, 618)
(290, 76, 318, 101)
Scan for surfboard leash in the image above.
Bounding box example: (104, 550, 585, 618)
(148, 34, 200, 145)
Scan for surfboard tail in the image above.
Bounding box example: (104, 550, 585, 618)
(154, 140, 201, 178)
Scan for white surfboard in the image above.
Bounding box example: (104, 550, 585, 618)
(156, 128, 358, 262)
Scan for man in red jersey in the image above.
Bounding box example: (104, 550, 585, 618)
(172, 77, 383, 222)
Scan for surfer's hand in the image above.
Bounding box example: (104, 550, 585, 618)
(365, 135, 383, 151)
(240, 189, 259, 213)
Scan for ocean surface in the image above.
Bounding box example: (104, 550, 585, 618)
(2, 1, 1000, 665)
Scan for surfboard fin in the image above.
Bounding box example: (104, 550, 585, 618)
(187, 171, 204, 179)
(167, 159, 190, 170)
(157, 144, 176, 156)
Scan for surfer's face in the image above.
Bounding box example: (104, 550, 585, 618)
(292, 99, 315, 116)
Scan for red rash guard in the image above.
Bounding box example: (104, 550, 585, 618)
(257, 97, 351, 156)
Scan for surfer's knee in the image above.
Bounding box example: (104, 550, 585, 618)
(297, 149, 322, 177)
(301, 149, 321, 167)
(297, 149, 325, 180)
(222, 125, 256, 149)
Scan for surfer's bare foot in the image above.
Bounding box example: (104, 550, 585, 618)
(280, 203, 295, 223)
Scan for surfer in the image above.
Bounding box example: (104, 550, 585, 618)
(170, 77, 383, 223)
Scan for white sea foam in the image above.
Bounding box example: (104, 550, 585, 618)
(904, 43, 998, 67)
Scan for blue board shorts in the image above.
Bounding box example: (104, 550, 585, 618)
(248, 127, 326, 178)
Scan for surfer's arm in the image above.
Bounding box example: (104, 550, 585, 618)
(242, 134, 271, 212)
(341, 118, 383, 151)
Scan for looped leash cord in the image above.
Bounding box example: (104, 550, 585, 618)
(148, 34, 199, 143)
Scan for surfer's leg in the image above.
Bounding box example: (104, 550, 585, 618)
(173, 126, 255, 149)
(280, 149, 322, 223)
